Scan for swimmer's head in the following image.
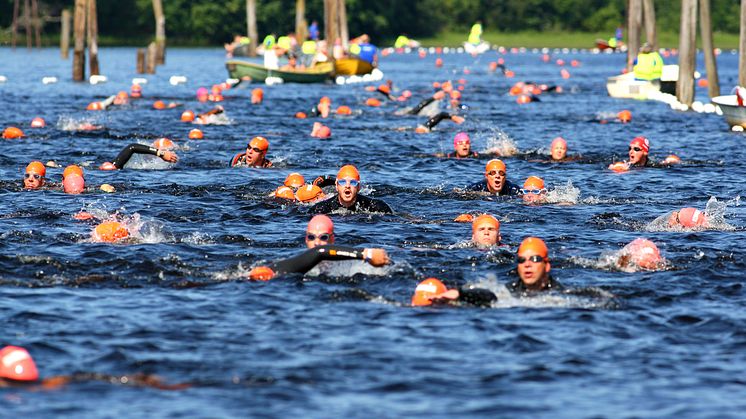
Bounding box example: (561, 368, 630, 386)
(63, 173, 85, 194)
(378, 84, 391, 95)
(336, 105, 352, 115)
(196, 87, 208, 101)
(306, 214, 335, 248)
(471, 214, 500, 247)
(30, 117, 46, 128)
(188, 129, 204, 139)
(453, 132, 471, 157)
(246, 136, 269, 166)
(629, 136, 649, 166)
(517, 237, 551, 288)
(671, 207, 707, 228)
(152, 138, 175, 150)
(99, 162, 117, 171)
(23, 161, 46, 189)
(411, 278, 448, 306)
(521, 176, 546, 204)
(284, 173, 305, 189)
(296, 184, 325, 204)
(131, 84, 142, 97)
(62, 165, 84, 180)
(336, 165, 360, 206)
(0, 346, 39, 382)
(484, 159, 507, 194)
(249, 266, 275, 281)
(92, 221, 129, 243)
(550, 137, 567, 160)
(366, 98, 381, 107)
(181, 110, 195, 122)
(273, 186, 296, 200)
(251, 88, 264, 104)
(617, 110, 632, 123)
(620, 238, 662, 270)
(153, 100, 166, 110)
(3, 126, 25, 139)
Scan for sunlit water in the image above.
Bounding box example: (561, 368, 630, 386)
(1, 47, 745, 417)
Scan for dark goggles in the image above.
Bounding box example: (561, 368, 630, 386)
(517, 255, 545, 263)
(24, 173, 42, 180)
(629, 147, 643, 152)
(306, 233, 331, 241)
(247, 146, 265, 153)
(487, 170, 506, 177)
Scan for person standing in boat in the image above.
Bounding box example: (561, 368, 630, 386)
(632, 43, 664, 81)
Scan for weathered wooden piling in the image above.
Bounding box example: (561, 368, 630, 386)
(247, 0, 257, 56)
(296, 0, 308, 44)
(324, 0, 338, 61)
(87, 0, 100, 76)
(23, 0, 32, 49)
(627, 0, 643, 72)
(11, 0, 19, 49)
(72, 0, 87, 81)
(677, 0, 697, 105)
(146, 42, 158, 74)
(31, 0, 41, 48)
(642, 0, 657, 50)
(338, 0, 348, 49)
(61, 9, 71, 59)
(137, 48, 146, 73)
(153, 0, 166, 65)
(699, 0, 720, 97)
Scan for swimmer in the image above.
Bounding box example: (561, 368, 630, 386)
(550, 137, 567, 161)
(230, 136, 273, 168)
(376, 84, 396, 101)
(194, 105, 225, 125)
(411, 278, 498, 308)
(466, 159, 520, 196)
(0, 345, 188, 390)
(310, 97, 332, 118)
(415, 112, 465, 133)
(471, 214, 501, 247)
(521, 176, 548, 204)
(435, 132, 478, 159)
(305, 215, 335, 248)
(668, 207, 707, 229)
(100, 143, 178, 170)
(395, 91, 446, 116)
(628, 136, 650, 167)
(23, 161, 46, 190)
(616, 238, 664, 271)
(296, 184, 326, 204)
(248, 244, 389, 281)
(308, 165, 393, 214)
(509, 237, 563, 294)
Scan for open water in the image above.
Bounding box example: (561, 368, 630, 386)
(1, 46, 745, 417)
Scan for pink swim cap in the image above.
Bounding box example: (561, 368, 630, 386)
(623, 238, 662, 270)
(678, 207, 706, 227)
(307, 214, 334, 234)
(453, 132, 470, 146)
(551, 137, 567, 148)
(0, 346, 39, 381)
(196, 87, 208, 97)
(63, 173, 85, 194)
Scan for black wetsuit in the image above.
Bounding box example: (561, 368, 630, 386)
(408, 97, 438, 115)
(508, 275, 564, 295)
(268, 245, 370, 275)
(112, 144, 162, 169)
(311, 175, 337, 188)
(308, 194, 393, 214)
(466, 179, 520, 196)
(446, 152, 478, 159)
(455, 286, 498, 307)
(424, 112, 455, 130)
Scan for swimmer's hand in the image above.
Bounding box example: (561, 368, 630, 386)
(160, 150, 179, 163)
(363, 248, 389, 267)
(429, 289, 459, 303)
(450, 115, 465, 124)
(433, 90, 446, 100)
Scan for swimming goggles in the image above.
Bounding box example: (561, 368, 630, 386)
(247, 146, 265, 153)
(487, 170, 506, 177)
(24, 173, 42, 180)
(517, 255, 545, 263)
(520, 188, 547, 195)
(306, 233, 331, 241)
(629, 147, 643, 152)
(336, 178, 360, 187)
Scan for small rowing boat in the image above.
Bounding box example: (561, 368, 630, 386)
(225, 60, 334, 83)
(711, 95, 746, 128)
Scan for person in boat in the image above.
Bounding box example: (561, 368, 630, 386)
(247, 244, 390, 281)
(415, 112, 465, 133)
(349, 34, 378, 66)
(0, 345, 188, 390)
(99, 142, 178, 170)
(225, 35, 250, 58)
(308, 164, 393, 214)
(411, 277, 498, 308)
(633, 43, 664, 81)
(300, 39, 317, 67)
(230, 136, 273, 168)
(466, 159, 521, 196)
(308, 21, 319, 41)
(521, 176, 548, 205)
(467, 22, 483, 45)
(509, 237, 563, 295)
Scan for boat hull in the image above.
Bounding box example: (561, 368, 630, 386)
(334, 58, 374, 75)
(606, 65, 683, 99)
(225, 60, 333, 83)
(711, 95, 746, 128)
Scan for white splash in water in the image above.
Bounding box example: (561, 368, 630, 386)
(544, 180, 580, 204)
(645, 196, 738, 232)
(481, 128, 518, 156)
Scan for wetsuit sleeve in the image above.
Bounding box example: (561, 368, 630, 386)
(308, 196, 341, 214)
(466, 180, 488, 192)
(312, 175, 336, 187)
(408, 97, 436, 115)
(112, 143, 159, 169)
(500, 180, 521, 196)
(269, 245, 366, 274)
(457, 287, 498, 307)
(424, 112, 451, 130)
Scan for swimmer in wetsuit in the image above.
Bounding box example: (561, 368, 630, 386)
(415, 111, 465, 133)
(508, 237, 563, 294)
(22, 161, 46, 190)
(609, 136, 652, 172)
(248, 244, 389, 280)
(230, 136, 273, 168)
(99, 142, 178, 170)
(466, 159, 520, 196)
(308, 165, 393, 214)
(411, 277, 498, 308)
(442, 132, 478, 159)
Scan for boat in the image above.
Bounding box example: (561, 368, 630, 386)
(596, 39, 625, 51)
(463, 42, 490, 55)
(711, 95, 746, 128)
(333, 57, 374, 75)
(606, 64, 681, 100)
(225, 60, 334, 83)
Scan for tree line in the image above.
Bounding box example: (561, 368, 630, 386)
(0, 0, 742, 46)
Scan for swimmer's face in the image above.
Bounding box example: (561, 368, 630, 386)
(23, 173, 45, 190)
(517, 250, 550, 288)
(472, 224, 499, 247)
(485, 169, 506, 193)
(628, 145, 647, 165)
(551, 143, 567, 160)
(336, 177, 359, 206)
(454, 140, 471, 158)
(521, 189, 547, 204)
(305, 228, 334, 249)
(246, 145, 267, 166)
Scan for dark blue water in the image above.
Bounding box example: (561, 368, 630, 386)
(1, 46, 745, 417)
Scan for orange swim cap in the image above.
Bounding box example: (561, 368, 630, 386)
(378, 84, 391, 95)
(435, 58, 443, 68)
(153, 138, 175, 150)
(116, 91, 128, 100)
(336, 105, 352, 115)
(251, 88, 264, 104)
(153, 100, 166, 110)
(249, 266, 275, 281)
(662, 154, 681, 164)
(30, 117, 46, 128)
(518, 237, 549, 259)
(188, 128, 204, 139)
(295, 112, 308, 119)
(249, 136, 269, 151)
(485, 159, 506, 174)
(454, 213, 474, 223)
(523, 176, 545, 189)
(62, 164, 83, 179)
(319, 96, 332, 105)
(296, 184, 325, 203)
(472, 214, 500, 233)
(677, 207, 706, 227)
(93, 221, 129, 242)
(0, 346, 39, 382)
(25, 161, 46, 177)
(516, 94, 532, 104)
(86, 102, 103, 111)
(337, 164, 360, 181)
(181, 110, 195, 122)
(415, 125, 429, 134)
(365, 98, 381, 107)
(274, 186, 296, 200)
(623, 238, 662, 270)
(63, 173, 85, 194)
(284, 172, 305, 188)
(411, 278, 448, 306)
(450, 90, 461, 100)
(3, 126, 24, 139)
(617, 110, 632, 123)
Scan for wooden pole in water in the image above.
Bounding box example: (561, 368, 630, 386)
(136, 48, 146, 73)
(152, 0, 166, 65)
(24, 0, 32, 49)
(338, 0, 348, 49)
(627, 0, 643, 72)
(296, 0, 308, 43)
(31, 0, 41, 48)
(677, 0, 697, 106)
(324, 0, 338, 62)
(740, 0, 746, 87)
(11, 0, 19, 49)
(61, 9, 71, 58)
(146, 42, 157, 74)
(72, 0, 87, 81)
(642, 0, 657, 50)
(247, 0, 257, 56)
(87, 0, 100, 76)
(699, 0, 720, 97)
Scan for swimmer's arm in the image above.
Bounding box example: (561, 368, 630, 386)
(424, 112, 451, 129)
(112, 144, 177, 168)
(312, 175, 336, 188)
(271, 245, 389, 274)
